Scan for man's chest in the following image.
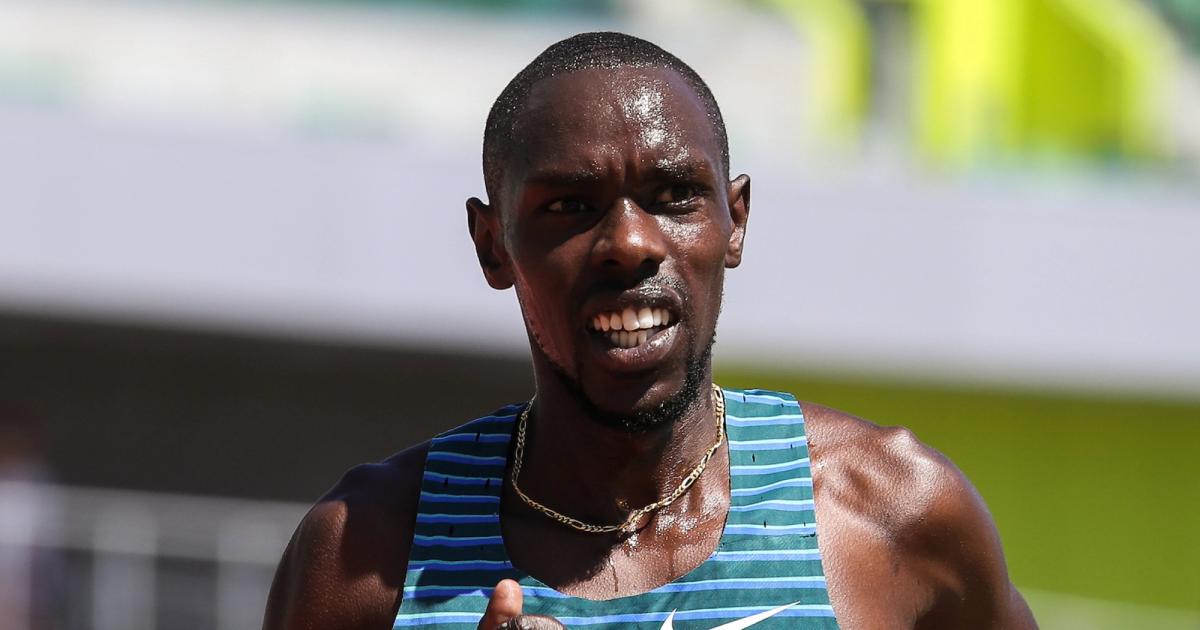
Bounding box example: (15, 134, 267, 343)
(502, 511, 727, 599)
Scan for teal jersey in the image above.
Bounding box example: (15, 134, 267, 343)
(394, 388, 840, 629)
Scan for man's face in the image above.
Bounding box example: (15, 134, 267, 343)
(471, 66, 749, 425)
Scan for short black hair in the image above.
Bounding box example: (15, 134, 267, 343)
(482, 31, 730, 205)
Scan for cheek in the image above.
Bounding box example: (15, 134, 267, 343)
(511, 264, 577, 368)
(662, 212, 729, 263)
(665, 218, 728, 322)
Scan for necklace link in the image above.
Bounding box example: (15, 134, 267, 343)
(509, 384, 726, 535)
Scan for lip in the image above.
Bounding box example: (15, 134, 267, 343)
(585, 319, 682, 373)
(580, 285, 684, 326)
(579, 285, 684, 374)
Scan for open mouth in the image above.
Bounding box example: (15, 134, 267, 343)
(589, 306, 675, 349)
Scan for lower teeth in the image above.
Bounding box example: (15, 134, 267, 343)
(608, 327, 661, 349)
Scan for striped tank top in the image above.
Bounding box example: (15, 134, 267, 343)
(394, 388, 839, 629)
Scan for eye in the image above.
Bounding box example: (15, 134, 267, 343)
(655, 184, 701, 205)
(546, 199, 591, 213)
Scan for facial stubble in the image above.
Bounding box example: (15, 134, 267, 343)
(545, 289, 720, 433)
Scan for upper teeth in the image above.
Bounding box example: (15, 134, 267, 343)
(592, 306, 671, 332)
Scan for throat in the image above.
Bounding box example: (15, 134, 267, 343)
(509, 384, 727, 530)
(499, 385, 731, 600)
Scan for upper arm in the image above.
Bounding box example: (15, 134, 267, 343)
(265, 499, 382, 630)
(908, 440, 1037, 630)
(264, 443, 429, 630)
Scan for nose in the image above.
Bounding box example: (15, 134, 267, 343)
(590, 197, 667, 277)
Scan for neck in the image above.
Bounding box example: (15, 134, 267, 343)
(512, 362, 722, 528)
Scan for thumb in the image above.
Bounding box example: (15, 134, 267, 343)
(478, 579, 523, 629)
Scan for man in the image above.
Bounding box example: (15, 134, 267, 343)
(264, 32, 1036, 629)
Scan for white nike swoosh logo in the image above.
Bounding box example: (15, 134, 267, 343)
(659, 601, 801, 630)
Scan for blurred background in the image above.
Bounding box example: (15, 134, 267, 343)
(1, 0, 1197, 628)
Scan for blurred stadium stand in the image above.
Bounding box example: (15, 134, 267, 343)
(1, 0, 1197, 628)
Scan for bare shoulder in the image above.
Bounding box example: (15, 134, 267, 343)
(801, 403, 1036, 629)
(802, 403, 963, 527)
(263, 441, 431, 630)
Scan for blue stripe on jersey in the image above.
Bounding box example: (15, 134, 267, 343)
(431, 432, 512, 444)
(411, 535, 505, 547)
(546, 606, 838, 626)
(422, 471, 502, 486)
(725, 414, 806, 427)
(729, 458, 811, 474)
(418, 491, 501, 503)
(728, 499, 815, 512)
(395, 605, 837, 627)
(711, 549, 824, 561)
(415, 513, 501, 524)
(722, 524, 818, 536)
(406, 560, 511, 571)
(424, 452, 507, 465)
(730, 478, 814, 496)
(402, 577, 830, 601)
(728, 436, 806, 450)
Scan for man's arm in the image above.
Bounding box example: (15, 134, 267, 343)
(912, 451, 1038, 630)
(263, 443, 429, 630)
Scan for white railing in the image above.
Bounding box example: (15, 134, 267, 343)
(0, 481, 309, 630)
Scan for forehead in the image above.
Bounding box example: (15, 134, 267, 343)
(506, 66, 720, 187)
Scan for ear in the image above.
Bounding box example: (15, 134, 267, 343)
(724, 174, 750, 268)
(466, 197, 514, 290)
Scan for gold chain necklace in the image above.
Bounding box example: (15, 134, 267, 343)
(509, 383, 726, 535)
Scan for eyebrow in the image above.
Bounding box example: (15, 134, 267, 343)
(523, 168, 607, 188)
(651, 158, 712, 181)
(523, 157, 714, 188)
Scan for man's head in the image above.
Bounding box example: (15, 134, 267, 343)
(482, 32, 730, 205)
(467, 32, 750, 430)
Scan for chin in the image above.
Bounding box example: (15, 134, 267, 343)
(604, 381, 706, 433)
(576, 360, 709, 433)
(540, 320, 716, 432)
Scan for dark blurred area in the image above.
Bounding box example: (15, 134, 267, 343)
(0, 312, 531, 502)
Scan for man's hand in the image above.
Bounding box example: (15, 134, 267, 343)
(477, 579, 568, 630)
